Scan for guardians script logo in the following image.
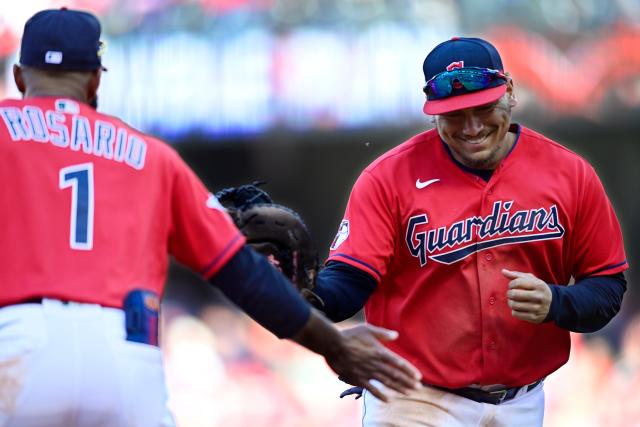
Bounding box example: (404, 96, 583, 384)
(405, 200, 565, 266)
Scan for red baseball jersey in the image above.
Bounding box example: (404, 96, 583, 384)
(0, 97, 244, 308)
(328, 125, 628, 388)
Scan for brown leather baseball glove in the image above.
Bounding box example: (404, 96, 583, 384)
(215, 183, 321, 304)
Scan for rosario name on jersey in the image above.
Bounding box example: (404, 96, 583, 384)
(327, 125, 628, 388)
(0, 98, 244, 308)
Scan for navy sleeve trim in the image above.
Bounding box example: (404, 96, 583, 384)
(582, 260, 628, 278)
(331, 253, 383, 281)
(200, 234, 243, 276)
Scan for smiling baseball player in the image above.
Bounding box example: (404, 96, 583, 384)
(308, 37, 629, 426)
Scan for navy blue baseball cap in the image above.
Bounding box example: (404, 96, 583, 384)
(422, 37, 506, 115)
(20, 8, 105, 71)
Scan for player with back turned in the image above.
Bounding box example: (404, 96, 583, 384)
(0, 8, 422, 427)
(307, 37, 629, 426)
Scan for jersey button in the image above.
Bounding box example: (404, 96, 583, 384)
(488, 341, 497, 350)
(488, 189, 493, 195)
(485, 253, 493, 261)
(489, 296, 496, 305)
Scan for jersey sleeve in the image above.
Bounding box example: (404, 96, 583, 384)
(327, 170, 395, 283)
(168, 156, 245, 279)
(570, 164, 628, 279)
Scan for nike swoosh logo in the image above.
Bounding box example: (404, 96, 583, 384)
(416, 178, 440, 189)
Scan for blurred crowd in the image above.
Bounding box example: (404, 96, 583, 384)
(2, 0, 640, 37)
(161, 302, 362, 427)
(160, 302, 640, 427)
(3, 0, 640, 136)
(544, 316, 640, 427)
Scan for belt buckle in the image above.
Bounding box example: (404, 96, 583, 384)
(489, 389, 509, 404)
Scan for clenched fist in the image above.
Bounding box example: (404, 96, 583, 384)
(502, 269, 552, 324)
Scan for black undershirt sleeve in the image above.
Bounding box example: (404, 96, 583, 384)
(544, 272, 627, 333)
(313, 261, 377, 322)
(208, 245, 311, 338)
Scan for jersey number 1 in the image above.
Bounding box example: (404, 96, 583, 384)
(59, 163, 94, 250)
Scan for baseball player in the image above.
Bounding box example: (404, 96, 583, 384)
(0, 9, 421, 427)
(309, 37, 629, 426)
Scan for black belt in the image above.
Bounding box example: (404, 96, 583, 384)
(0, 297, 45, 307)
(19, 297, 47, 304)
(0, 297, 71, 308)
(431, 379, 543, 405)
(1, 298, 122, 310)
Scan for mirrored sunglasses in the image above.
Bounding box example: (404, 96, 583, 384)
(423, 67, 507, 99)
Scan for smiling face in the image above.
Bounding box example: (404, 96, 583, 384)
(434, 81, 515, 170)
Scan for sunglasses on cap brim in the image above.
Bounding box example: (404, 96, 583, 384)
(423, 67, 507, 100)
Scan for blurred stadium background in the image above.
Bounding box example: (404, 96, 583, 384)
(2, 0, 640, 425)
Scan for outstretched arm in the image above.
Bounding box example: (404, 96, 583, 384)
(209, 245, 421, 401)
(291, 309, 421, 401)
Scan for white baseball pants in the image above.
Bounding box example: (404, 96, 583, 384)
(362, 380, 545, 427)
(0, 299, 175, 427)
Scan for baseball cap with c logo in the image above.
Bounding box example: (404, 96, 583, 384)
(422, 37, 507, 115)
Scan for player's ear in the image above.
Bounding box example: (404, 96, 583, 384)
(13, 64, 26, 95)
(506, 79, 517, 108)
(87, 68, 102, 105)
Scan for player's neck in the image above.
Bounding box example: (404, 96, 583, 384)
(502, 130, 517, 158)
(23, 78, 90, 103)
(490, 130, 517, 170)
(25, 88, 88, 102)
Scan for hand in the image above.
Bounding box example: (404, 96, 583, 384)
(502, 269, 552, 324)
(326, 324, 422, 402)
